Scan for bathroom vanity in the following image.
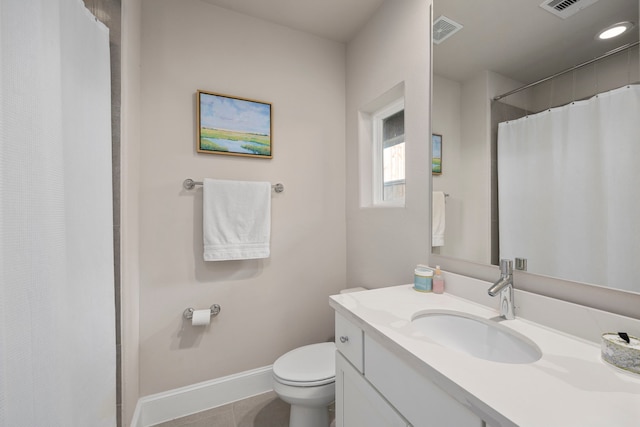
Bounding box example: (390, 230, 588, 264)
(330, 273, 640, 427)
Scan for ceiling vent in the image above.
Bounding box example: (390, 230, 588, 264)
(433, 16, 463, 45)
(539, 0, 600, 19)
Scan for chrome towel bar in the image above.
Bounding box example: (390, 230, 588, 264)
(183, 178, 284, 193)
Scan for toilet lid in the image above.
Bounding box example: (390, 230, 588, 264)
(273, 342, 336, 386)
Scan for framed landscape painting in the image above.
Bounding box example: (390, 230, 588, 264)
(197, 90, 272, 158)
(432, 134, 442, 175)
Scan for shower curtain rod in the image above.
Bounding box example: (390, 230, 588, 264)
(493, 41, 640, 101)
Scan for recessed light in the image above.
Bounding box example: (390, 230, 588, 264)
(597, 22, 635, 40)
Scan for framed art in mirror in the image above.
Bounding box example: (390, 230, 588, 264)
(197, 90, 272, 159)
(432, 134, 442, 175)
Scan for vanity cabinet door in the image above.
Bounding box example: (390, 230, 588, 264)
(365, 335, 483, 427)
(336, 352, 410, 427)
(335, 312, 364, 373)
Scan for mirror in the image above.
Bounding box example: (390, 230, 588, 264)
(431, 0, 639, 292)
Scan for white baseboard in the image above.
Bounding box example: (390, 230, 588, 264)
(130, 365, 274, 427)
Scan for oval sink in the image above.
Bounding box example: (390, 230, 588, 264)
(411, 310, 542, 364)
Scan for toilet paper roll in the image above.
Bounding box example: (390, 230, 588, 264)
(191, 309, 211, 326)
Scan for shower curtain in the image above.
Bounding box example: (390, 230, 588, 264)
(0, 0, 115, 426)
(498, 85, 640, 290)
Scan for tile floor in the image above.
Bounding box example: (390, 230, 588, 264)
(152, 391, 335, 427)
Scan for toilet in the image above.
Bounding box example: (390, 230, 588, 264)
(272, 289, 367, 427)
(272, 342, 336, 427)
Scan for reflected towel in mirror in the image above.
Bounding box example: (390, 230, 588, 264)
(432, 191, 446, 247)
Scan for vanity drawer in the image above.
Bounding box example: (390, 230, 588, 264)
(335, 312, 364, 373)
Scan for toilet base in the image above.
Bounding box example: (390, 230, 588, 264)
(289, 404, 330, 427)
(273, 378, 334, 427)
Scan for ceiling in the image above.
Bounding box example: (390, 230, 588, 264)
(199, 0, 639, 85)
(434, 0, 639, 84)
(199, 0, 385, 43)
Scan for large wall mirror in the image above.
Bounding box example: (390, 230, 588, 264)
(431, 0, 640, 296)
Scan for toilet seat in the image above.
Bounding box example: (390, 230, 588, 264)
(273, 342, 336, 387)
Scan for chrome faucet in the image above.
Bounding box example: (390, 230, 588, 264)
(488, 259, 515, 320)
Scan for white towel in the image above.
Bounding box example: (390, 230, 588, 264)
(203, 178, 271, 261)
(432, 191, 445, 247)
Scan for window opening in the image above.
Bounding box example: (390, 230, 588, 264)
(373, 99, 405, 205)
(382, 109, 405, 202)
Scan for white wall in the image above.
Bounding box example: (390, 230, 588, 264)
(458, 72, 492, 264)
(431, 74, 462, 258)
(432, 71, 525, 264)
(346, 0, 432, 288)
(121, 0, 142, 422)
(138, 0, 347, 395)
(529, 48, 639, 112)
(490, 49, 640, 114)
(432, 73, 492, 264)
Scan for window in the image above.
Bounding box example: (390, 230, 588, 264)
(357, 82, 405, 208)
(373, 99, 405, 205)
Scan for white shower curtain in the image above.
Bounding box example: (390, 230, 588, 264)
(0, 0, 115, 426)
(498, 85, 640, 290)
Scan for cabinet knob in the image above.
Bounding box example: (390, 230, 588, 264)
(339, 336, 349, 343)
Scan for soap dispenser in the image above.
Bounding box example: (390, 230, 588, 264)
(433, 265, 444, 294)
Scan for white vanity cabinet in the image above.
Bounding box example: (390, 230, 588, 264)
(332, 282, 640, 427)
(334, 312, 483, 427)
(335, 312, 409, 427)
(365, 336, 483, 427)
(336, 352, 409, 427)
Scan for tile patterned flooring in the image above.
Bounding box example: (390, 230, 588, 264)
(152, 391, 335, 427)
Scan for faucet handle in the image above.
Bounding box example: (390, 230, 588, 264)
(499, 259, 513, 276)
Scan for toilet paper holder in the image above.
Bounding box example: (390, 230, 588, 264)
(183, 304, 221, 320)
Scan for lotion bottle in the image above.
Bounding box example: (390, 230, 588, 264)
(433, 265, 444, 294)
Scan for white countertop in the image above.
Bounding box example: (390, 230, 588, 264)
(330, 284, 640, 427)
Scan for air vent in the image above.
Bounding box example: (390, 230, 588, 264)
(433, 16, 463, 45)
(539, 0, 600, 19)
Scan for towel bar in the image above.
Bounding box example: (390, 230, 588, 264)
(183, 178, 284, 193)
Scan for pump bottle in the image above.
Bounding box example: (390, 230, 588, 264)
(433, 265, 444, 294)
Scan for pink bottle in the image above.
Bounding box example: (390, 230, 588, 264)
(432, 265, 444, 294)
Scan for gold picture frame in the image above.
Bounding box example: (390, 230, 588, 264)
(432, 134, 442, 175)
(197, 90, 272, 159)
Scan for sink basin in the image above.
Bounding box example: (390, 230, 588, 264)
(411, 310, 542, 364)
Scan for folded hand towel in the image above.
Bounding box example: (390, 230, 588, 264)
(203, 178, 271, 261)
(432, 191, 446, 247)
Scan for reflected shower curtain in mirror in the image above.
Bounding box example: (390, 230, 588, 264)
(0, 0, 115, 425)
(498, 85, 640, 290)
